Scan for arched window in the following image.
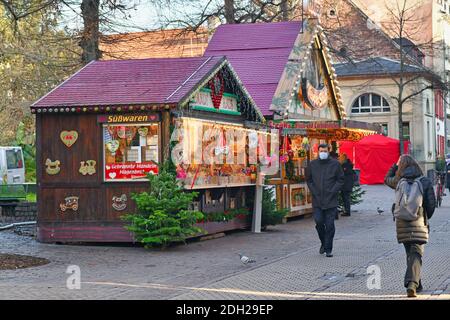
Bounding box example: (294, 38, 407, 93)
(351, 93, 391, 113)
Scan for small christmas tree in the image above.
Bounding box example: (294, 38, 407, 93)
(122, 162, 204, 248)
(338, 185, 366, 211)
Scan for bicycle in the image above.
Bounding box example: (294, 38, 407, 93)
(434, 170, 446, 208)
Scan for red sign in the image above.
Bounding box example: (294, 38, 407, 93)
(105, 162, 158, 181)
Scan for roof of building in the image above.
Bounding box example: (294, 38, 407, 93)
(334, 57, 424, 77)
(100, 28, 209, 60)
(32, 56, 226, 107)
(204, 21, 302, 115)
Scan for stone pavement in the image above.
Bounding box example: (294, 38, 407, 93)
(0, 185, 449, 300)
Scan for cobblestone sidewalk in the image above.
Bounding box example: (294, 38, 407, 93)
(0, 185, 449, 300)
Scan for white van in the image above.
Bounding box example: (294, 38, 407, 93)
(0, 147, 25, 184)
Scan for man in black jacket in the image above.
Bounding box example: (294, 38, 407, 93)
(306, 144, 344, 257)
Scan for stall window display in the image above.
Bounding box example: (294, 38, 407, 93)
(283, 136, 328, 210)
(173, 118, 271, 189)
(103, 123, 159, 181)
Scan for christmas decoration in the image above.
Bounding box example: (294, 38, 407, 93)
(209, 73, 225, 109)
(138, 127, 148, 137)
(60, 196, 79, 212)
(45, 158, 61, 175)
(60, 130, 78, 148)
(79, 160, 96, 176)
(121, 162, 204, 248)
(112, 194, 127, 211)
(106, 140, 120, 156)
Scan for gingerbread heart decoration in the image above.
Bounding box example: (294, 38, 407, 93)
(138, 127, 148, 137)
(106, 140, 120, 156)
(60, 131, 78, 148)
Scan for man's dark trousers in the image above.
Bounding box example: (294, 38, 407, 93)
(403, 243, 424, 288)
(313, 207, 337, 253)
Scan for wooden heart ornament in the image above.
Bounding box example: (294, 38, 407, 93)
(106, 140, 120, 156)
(60, 131, 78, 148)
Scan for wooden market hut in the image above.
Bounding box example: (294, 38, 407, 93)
(31, 56, 268, 243)
(204, 19, 381, 218)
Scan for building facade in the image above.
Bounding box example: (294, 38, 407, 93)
(335, 57, 437, 172)
(320, 0, 445, 170)
(351, 0, 449, 155)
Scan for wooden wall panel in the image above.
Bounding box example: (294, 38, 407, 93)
(40, 187, 103, 222)
(70, 114, 101, 184)
(104, 184, 147, 221)
(40, 114, 79, 184)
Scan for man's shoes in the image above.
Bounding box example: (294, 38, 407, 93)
(326, 252, 333, 258)
(341, 213, 351, 216)
(406, 282, 417, 298)
(320, 245, 325, 254)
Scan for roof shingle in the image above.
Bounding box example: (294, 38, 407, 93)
(204, 21, 302, 115)
(32, 56, 224, 107)
(334, 57, 423, 77)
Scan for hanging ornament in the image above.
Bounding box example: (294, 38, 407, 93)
(209, 73, 225, 109)
(248, 131, 258, 149)
(138, 127, 148, 137)
(106, 140, 120, 156)
(117, 126, 126, 139)
(176, 166, 187, 179)
(301, 137, 310, 150)
(125, 127, 136, 140)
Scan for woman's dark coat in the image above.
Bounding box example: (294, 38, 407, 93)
(384, 164, 436, 244)
(341, 159, 354, 192)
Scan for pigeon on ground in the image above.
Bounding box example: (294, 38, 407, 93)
(377, 207, 384, 215)
(238, 253, 256, 265)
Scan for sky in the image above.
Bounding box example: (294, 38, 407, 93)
(60, 1, 163, 34)
(59, 1, 200, 34)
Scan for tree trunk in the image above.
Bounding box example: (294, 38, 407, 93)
(281, 0, 289, 21)
(224, 0, 235, 24)
(80, 0, 101, 64)
(398, 102, 404, 155)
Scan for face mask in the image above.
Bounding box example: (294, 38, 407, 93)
(319, 152, 329, 160)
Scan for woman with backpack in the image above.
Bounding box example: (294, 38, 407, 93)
(384, 154, 436, 298)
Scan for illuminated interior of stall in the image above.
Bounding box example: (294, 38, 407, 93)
(173, 117, 273, 189)
(281, 126, 376, 185)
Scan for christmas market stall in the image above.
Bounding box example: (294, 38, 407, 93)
(269, 120, 381, 217)
(259, 21, 381, 218)
(204, 19, 381, 218)
(31, 56, 271, 243)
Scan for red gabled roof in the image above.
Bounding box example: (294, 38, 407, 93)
(204, 21, 302, 116)
(32, 56, 224, 108)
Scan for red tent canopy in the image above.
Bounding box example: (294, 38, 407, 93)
(339, 134, 409, 185)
